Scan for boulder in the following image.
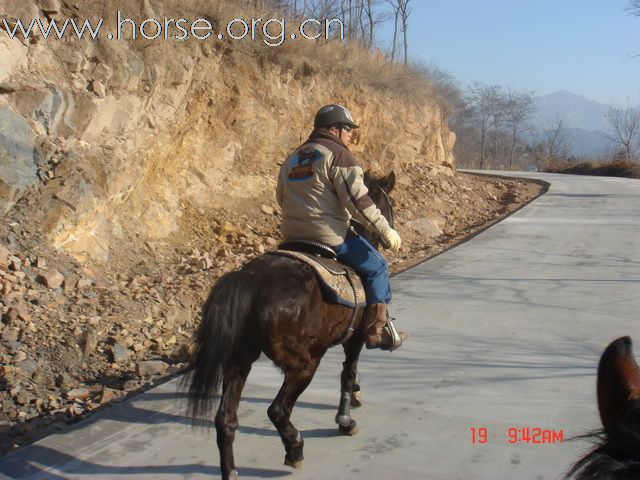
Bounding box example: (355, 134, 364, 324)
(92, 63, 113, 84)
(0, 0, 39, 20)
(91, 80, 106, 98)
(0, 108, 37, 211)
(0, 245, 10, 267)
(42, 269, 64, 289)
(37, 0, 62, 16)
(111, 343, 129, 363)
(407, 218, 444, 238)
(66, 388, 90, 400)
(100, 388, 120, 404)
(32, 87, 66, 134)
(135, 360, 168, 377)
(80, 329, 97, 357)
(0, 29, 29, 83)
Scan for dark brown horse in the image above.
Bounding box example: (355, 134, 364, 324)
(566, 336, 640, 479)
(184, 172, 397, 480)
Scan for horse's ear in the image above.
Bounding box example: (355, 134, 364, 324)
(597, 336, 640, 434)
(381, 171, 396, 192)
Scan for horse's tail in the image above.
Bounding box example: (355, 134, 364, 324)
(184, 269, 260, 422)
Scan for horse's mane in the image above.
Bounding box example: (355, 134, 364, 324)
(566, 336, 640, 479)
(566, 411, 640, 479)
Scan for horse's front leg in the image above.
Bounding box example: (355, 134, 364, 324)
(336, 334, 364, 435)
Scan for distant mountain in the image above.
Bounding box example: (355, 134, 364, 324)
(533, 90, 610, 132)
(531, 90, 613, 157)
(561, 128, 611, 157)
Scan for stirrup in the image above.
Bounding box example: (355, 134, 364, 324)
(380, 318, 404, 351)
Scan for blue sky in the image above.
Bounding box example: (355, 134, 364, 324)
(377, 1, 640, 106)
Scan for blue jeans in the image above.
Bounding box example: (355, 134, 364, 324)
(333, 235, 391, 305)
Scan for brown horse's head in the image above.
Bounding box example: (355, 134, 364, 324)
(566, 336, 640, 479)
(597, 337, 640, 452)
(356, 171, 396, 248)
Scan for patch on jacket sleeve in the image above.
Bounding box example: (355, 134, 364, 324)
(288, 147, 321, 181)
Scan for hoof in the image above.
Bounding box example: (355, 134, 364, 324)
(228, 470, 239, 480)
(339, 420, 359, 436)
(351, 391, 362, 408)
(284, 458, 303, 469)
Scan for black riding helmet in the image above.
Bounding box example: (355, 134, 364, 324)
(314, 104, 360, 130)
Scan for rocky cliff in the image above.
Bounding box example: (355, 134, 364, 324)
(1, 0, 455, 263)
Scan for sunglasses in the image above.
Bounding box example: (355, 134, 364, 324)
(341, 125, 353, 133)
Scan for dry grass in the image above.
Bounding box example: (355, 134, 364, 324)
(275, 41, 439, 100)
(543, 159, 640, 179)
(171, 0, 450, 110)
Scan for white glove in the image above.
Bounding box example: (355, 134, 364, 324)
(383, 229, 402, 252)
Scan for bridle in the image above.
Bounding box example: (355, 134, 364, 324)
(371, 186, 394, 229)
(365, 185, 395, 250)
(348, 184, 395, 249)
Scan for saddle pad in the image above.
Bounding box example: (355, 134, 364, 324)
(268, 250, 365, 308)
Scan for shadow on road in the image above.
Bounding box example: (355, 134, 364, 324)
(0, 444, 292, 479)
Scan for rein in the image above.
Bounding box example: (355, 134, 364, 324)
(367, 185, 394, 248)
(374, 186, 394, 229)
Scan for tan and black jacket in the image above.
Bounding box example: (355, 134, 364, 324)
(276, 129, 392, 247)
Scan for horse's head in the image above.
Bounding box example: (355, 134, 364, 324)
(597, 337, 640, 453)
(566, 336, 640, 479)
(353, 171, 396, 249)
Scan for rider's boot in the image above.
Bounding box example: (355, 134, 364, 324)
(364, 303, 407, 351)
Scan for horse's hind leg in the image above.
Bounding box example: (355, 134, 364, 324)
(351, 370, 362, 408)
(268, 363, 319, 469)
(336, 336, 364, 435)
(215, 363, 251, 480)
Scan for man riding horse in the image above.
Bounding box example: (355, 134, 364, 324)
(276, 104, 407, 350)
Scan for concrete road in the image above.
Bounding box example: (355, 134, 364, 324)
(1, 172, 639, 480)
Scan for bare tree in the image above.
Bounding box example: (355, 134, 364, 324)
(347, 0, 357, 41)
(627, 0, 640, 15)
(466, 84, 489, 169)
(605, 105, 640, 161)
(355, 0, 387, 48)
(449, 89, 476, 168)
(355, 0, 363, 41)
(383, 0, 400, 61)
(536, 117, 571, 168)
(305, 0, 341, 19)
(249, 1, 339, 19)
(328, 0, 384, 45)
(504, 90, 535, 170)
(487, 86, 506, 166)
(384, 0, 409, 63)
(466, 83, 504, 169)
(365, 0, 374, 47)
(340, 1, 349, 38)
(361, 0, 390, 48)
(234, 0, 393, 46)
(398, 0, 410, 64)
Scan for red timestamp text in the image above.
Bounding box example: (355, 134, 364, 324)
(470, 427, 564, 444)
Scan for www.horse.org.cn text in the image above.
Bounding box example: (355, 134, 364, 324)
(1, 12, 346, 46)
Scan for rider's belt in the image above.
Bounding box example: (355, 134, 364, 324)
(279, 239, 337, 260)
